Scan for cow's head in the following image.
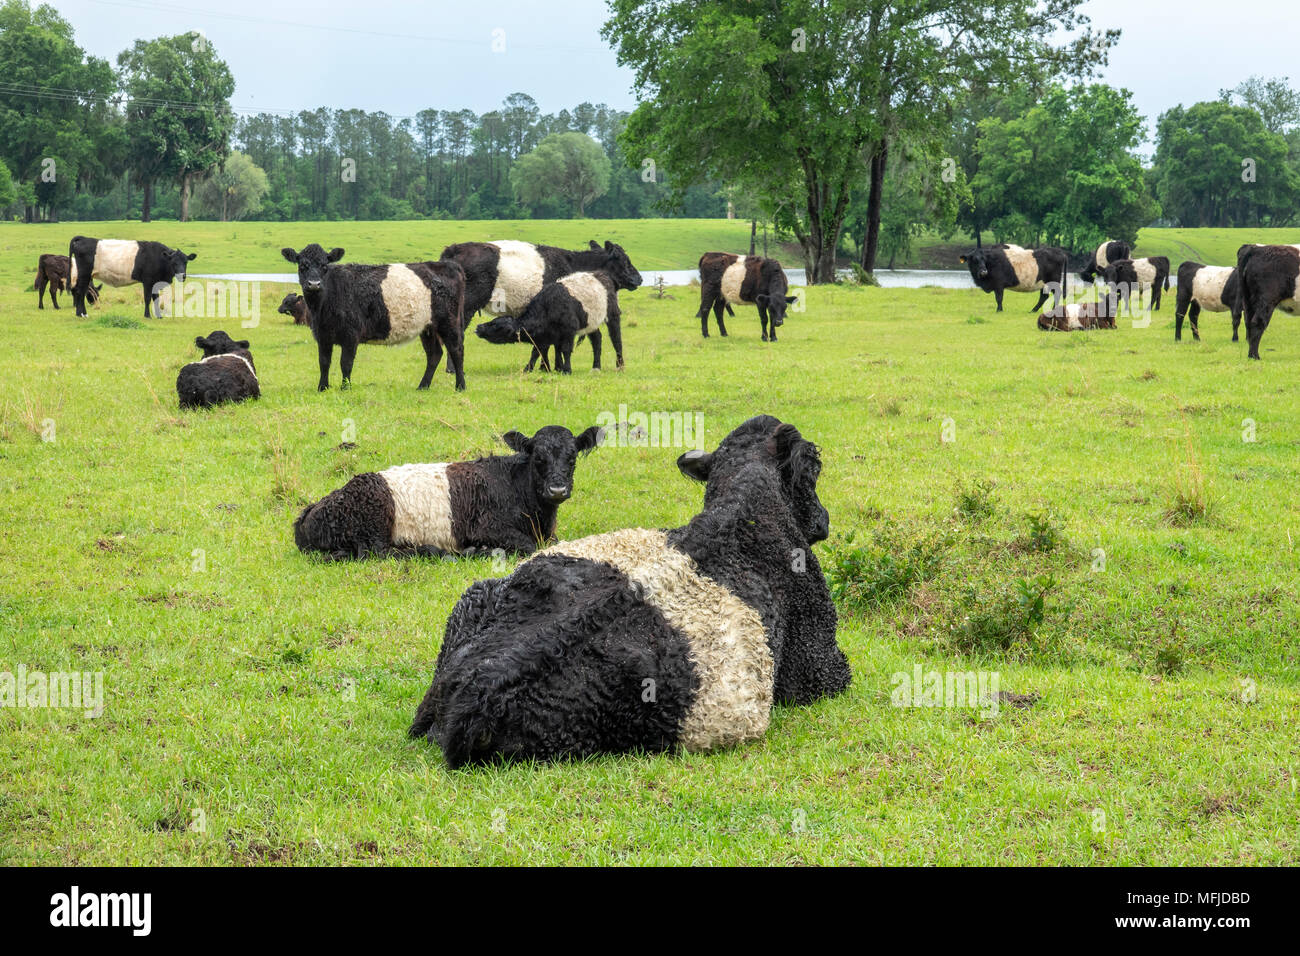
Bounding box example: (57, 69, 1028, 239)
(167, 248, 197, 282)
(277, 292, 307, 323)
(282, 244, 344, 294)
(960, 250, 989, 280)
(677, 416, 829, 545)
(591, 239, 642, 291)
(87, 283, 103, 304)
(502, 424, 603, 505)
(195, 330, 250, 357)
(756, 290, 797, 327)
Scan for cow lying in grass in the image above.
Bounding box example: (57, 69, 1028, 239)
(1236, 242, 1300, 359)
(475, 271, 625, 372)
(277, 292, 310, 325)
(1101, 257, 1171, 313)
(294, 424, 602, 560)
(281, 244, 467, 391)
(36, 254, 100, 310)
(696, 252, 797, 340)
(1080, 240, 1133, 284)
(960, 244, 1067, 313)
(176, 331, 260, 410)
(408, 415, 851, 767)
(70, 236, 195, 318)
(1174, 261, 1242, 342)
(1037, 299, 1116, 331)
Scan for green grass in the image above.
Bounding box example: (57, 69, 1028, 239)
(2, 222, 1299, 865)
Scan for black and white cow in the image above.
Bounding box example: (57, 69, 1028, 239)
(281, 244, 467, 391)
(1101, 256, 1171, 313)
(407, 415, 851, 767)
(1080, 240, 1133, 284)
(36, 254, 99, 310)
(1236, 243, 1300, 360)
(293, 424, 603, 560)
(1174, 261, 1242, 342)
(959, 244, 1068, 312)
(69, 236, 196, 318)
(1037, 298, 1116, 331)
(277, 292, 310, 325)
(696, 253, 798, 340)
(474, 271, 624, 372)
(176, 331, 260, 410)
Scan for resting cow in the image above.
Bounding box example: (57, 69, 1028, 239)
(408, 415, 851, 767)
(960, 244, 1067, 313)
(69, 237, 195, 318)
(695, 252, 798, 340)
(176, 331, 260, 410)
(1174, 261, 1242, 342)
(1037, 299, 1116, 331)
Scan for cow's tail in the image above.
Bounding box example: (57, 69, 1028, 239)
(1236, 246, 1260, 319)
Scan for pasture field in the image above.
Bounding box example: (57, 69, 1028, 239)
(2, 220, 1299, 866)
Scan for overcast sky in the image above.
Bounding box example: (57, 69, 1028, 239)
(45, 0, 1300, 143)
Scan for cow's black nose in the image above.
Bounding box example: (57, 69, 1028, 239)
(305, 280, 322, 291)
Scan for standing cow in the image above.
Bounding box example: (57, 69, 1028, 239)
(1174, 261, 1242, 342)
(69, 237, 196, 318)
(35, 254, 99, 310)
(696, 252, 798, 340)
(1080, 240, 1133, 284)
(1101, 256, 1171, 314)
(281, 244, 467, 391)
(475, 270, 626, 373)
(959, 244, 1067, 313)
(1236, 243, 1300, 360)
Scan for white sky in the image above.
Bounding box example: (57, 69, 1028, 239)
(43, 0, 1300, 143)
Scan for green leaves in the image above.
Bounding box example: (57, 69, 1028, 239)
(509, 132, 612, 217)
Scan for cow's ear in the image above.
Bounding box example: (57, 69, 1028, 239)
(756, 293, 770, 306)
(575, 426, 603, 455)
(604, 241, 614, 252)
(786, 294, 798, 305)
(501, 430, 531, 453)
(281, 248, 299, 263)
(236, 340, 250, 349)
(677, 449, 713, 482)
(768, 422, 804, 463)
(588, 240, 601, 250)
(186, 252, 197, 261)
(194, 336, 208, 349)
(327, 248, 345, 263)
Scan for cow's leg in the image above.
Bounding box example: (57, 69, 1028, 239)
(1029, 288, 1050, 313)
(49, 281, 60, 310)
(588, 329, 603, 370)
(1231, 305, 1242, 342)
(714, 299, 728, 337)
(444, 335, 466, 392)
(525, 345, 544, 371)
(696, 282, 719, 337)
(339, 342, 358, 386)
(317, 341, 334, 391)
(607, 313, 625, 369)
(418, 326, 444, 389)
(759, 304, 769, 342)
(557, 334, 575, 374)
(144, 284, 156, 319)
(37, 276, 47, 309)
(1244, 305, 1272, 360)
(994, 288, 1004, 312)
(1188, 302, 1201, 341)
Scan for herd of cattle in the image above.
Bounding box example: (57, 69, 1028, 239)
(964, 238, 1298, 358)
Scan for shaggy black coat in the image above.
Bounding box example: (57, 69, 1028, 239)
(176, 330, 260, 410)
(1100, 257, 1171, 312)
(277, 292, 310, 325)
(475, 271, 624, 373)
(440, 239, 643, 323)
(695, 252, 798, 340)
(408, 415, 851, 767)
(281, 244, 467, 390)
(35, 254, 99, 310)
(1175, 261, 1242, 342)
(959, 244, 1067, 312)
(1236, 243, 1300, 360)
(69, 236, 196, 318)
(1080, 240, 1133, 283)
(293, 424, 602, 560)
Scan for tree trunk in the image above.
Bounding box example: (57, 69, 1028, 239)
(749, 219, 756, 256)
(141, 180, 153, 223)
(180, 172, 193, 222)
(861, 142, 888, 273)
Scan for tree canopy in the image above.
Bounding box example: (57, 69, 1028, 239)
(510, 132, 612, 217)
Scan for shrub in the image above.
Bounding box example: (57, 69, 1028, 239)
(948, 574, 1071, 654)
(954, 478, 997, 521)
(824, 525, 951, 611)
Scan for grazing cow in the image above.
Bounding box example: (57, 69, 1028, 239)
(407, 415, 851, 767)
(475, 271, 624, 373)
(69, 236, 196, 318)
(695, 253, 798, 340)
(1101, 257, 1171, 313)
(1037, 299, 1116, 331)
(1174, 261, 1242, 342)
(176, 331, 260, 410)
(1236, 243, 1300, 359)
(35, 254, 100, 310)
(293, 424, 602, 560)
(1080, 240, 1133, 283)
(960, 244, 1068, 313)
(281, 244, 467, 391)
(277, 292, 310, 325)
